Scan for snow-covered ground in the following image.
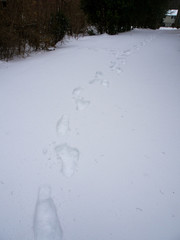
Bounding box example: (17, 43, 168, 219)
(0, 28, 180, 240)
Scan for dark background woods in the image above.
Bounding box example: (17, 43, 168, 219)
(0, 0, 86, 60)
(0, 0, 178, 60)
(80, 0, 170, 34)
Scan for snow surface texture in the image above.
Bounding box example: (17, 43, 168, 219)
(34, 186, 63, 240)
(0, 29, 180, 240)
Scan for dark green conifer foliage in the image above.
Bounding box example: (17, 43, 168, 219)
(81, 0, 170, 34)
(50, 11, 68, 45)
(133, 0, 169, 29)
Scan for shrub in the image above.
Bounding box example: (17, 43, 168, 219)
(80, 0, 169, 34)
(50, 11, 68, 45)
(0, 0, 68, 60)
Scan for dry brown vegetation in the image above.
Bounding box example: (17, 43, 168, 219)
(0, 0, 87, 60)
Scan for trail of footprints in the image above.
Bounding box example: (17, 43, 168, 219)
(38, 34, 155, 239)
(109, 35, 155, 74)
(43, 34, 155, 178)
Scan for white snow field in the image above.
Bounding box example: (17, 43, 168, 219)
(0, 28, 180, 240)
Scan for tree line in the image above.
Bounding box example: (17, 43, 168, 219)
(0, 0, 170, 60)
(0, 0, 86, 60)
(81, 0, 170, 34)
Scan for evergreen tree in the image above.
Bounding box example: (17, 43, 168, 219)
(132, 0, 169, 29)
(81, 0, 133, 34)
(50, 11, 68, 45)
(81, 0, 170, 34)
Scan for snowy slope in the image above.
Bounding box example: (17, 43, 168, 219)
(0, 29, 180, 240)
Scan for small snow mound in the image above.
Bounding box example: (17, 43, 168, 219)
(34, 186, 63, 240)
(56, 115, 70, 136)
(55, 143, 80, 177)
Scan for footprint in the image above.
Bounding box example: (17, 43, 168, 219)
(132, 45, 140, 52)
(72, 87, 83, 99)
(72, 87, 90, 111)
(109, 61, 116, 70)
(33, 186, 63, 240)
(116, 66, 123, 74)
(55, 143, 80, 177)
(117, 57, 126, 65)
(89, 71, 103, 84)
(123, 49, 131, 56)
(56, 115, 70, 136)
(110, 61, 123, 74)
(90, 71, 109, 87)
(75, 98, 90, 111)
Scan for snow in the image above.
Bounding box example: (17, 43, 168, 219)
(0, 28, 180, 240)
(160, 27, 178, 30)
(166, 9, 178, 16)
